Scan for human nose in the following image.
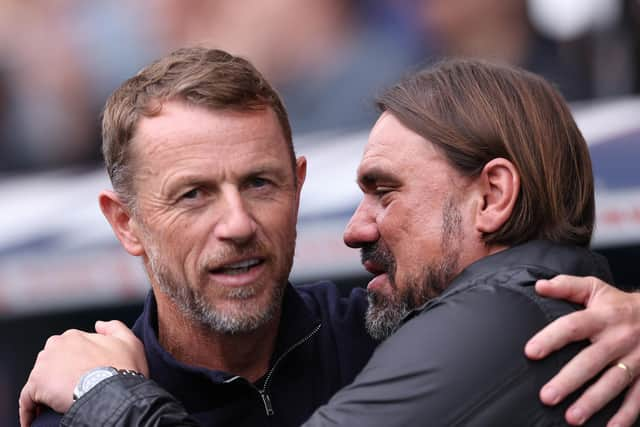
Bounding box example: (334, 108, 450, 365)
(213, 188, 257, 243)
(343, 197, 379, 248)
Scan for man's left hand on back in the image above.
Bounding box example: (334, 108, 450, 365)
(526, 275, 640, 427)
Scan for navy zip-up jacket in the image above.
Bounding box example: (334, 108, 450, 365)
(34, 281, 377, 427)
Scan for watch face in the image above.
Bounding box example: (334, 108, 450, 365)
(82, 368, 117, 390)
(75, 367, 118, 400)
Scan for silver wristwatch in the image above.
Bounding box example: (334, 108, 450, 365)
(72, 366, 144, 400)
(73, 366, 119, 401)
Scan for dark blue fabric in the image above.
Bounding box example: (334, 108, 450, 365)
(34, 281, 376, 427)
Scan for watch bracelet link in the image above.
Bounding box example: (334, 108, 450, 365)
(117, 368, 145, 377)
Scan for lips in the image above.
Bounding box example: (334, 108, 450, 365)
(206, 256, 267, 287)
(362, 259, 386, 276)
(209, 258, 264, 275)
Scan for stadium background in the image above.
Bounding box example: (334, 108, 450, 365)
(1, 1, 639, 425)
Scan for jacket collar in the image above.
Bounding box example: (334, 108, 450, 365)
(131, 282, 321, 404)
(404, 240, 612, 322)
(446, 240, 612, 297)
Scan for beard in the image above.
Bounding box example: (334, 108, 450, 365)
(144, 232, 292, 335)
(362, 196, 463, 341)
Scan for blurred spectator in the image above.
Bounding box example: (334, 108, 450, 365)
(0, 1, 99, 171)
(0, 1, 155, 173)
(143, 0, 423, 135)
(0, 0, 637, 173)
(409, 0, 594, 100)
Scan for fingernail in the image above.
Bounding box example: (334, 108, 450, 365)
(541, 385, 559, 405)
(569, 406, 586, 425)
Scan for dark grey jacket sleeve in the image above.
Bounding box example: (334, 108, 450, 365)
(61, 374, 199, 427)
(303, 284, 588, 427)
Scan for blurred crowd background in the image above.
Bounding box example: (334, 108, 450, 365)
(0, 0, 638, 175)
(1, 0, 640, 425)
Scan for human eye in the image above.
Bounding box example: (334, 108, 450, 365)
(245, 175, 276, 191)
(179, 188, 201, 200)
(374, 186, 395, 206)
(249, 177, 268, 188)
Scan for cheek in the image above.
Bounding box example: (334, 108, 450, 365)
(264, 214, 298, 250)
(377, 203, 411, 244)
(378, 203, 444, 269)
(256, 198, 298, 236)
(160, 220, 208, 272)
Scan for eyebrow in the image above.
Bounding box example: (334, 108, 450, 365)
(357, 166, 396, 187)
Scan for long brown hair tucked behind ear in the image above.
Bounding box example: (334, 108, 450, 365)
(377, 59, 594, 247)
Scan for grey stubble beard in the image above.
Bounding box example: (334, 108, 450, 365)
(144, 232, 289, 335)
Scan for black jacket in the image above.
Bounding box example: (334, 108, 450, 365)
(34, 282, 376, 427)
(61, 241, 628, 426)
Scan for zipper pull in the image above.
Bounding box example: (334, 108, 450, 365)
(259, 390, 275, 416)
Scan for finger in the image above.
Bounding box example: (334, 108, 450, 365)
(526, 309, 605, 359)
(95, 320, 134, 341)
(94, 320, 149, 376)
(540, 342, 621, 406)
(607, 379, 640, 427)
(18, 381, 36, 427)
(564, 363, 633, 426)
(535, 275, 600, 305)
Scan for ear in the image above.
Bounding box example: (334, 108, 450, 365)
(99, 190, 145, 257)
(293, 156, 307, 208)
(474, 158, 520, 234)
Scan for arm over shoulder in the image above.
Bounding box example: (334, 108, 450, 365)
(61, 374, 199, 427)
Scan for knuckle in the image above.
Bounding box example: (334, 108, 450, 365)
(62, 328, 81, 337)
(617, 327, 640, 351)
(35, 349, 46, 363)
(587, 275, 606, 290)
(618, 300, 637, 322)
(552, 274, 569, 283)
(563, 316, 583, 338)
(604, 304, 621, 321)
(582, 387, 613, 412)
(44, 334, 60, 349)
(587, 275, 603, 286)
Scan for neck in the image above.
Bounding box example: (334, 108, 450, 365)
(154, 293, 281, 383)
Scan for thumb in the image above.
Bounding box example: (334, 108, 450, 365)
(95, 320, 148, 376)
(95, 320, 135, 341)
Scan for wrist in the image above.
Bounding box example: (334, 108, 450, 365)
(73, 366, 144, 401)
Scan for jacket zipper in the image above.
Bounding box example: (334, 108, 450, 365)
(258, 322, 322, 416)
(258, 389, 274, 415)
